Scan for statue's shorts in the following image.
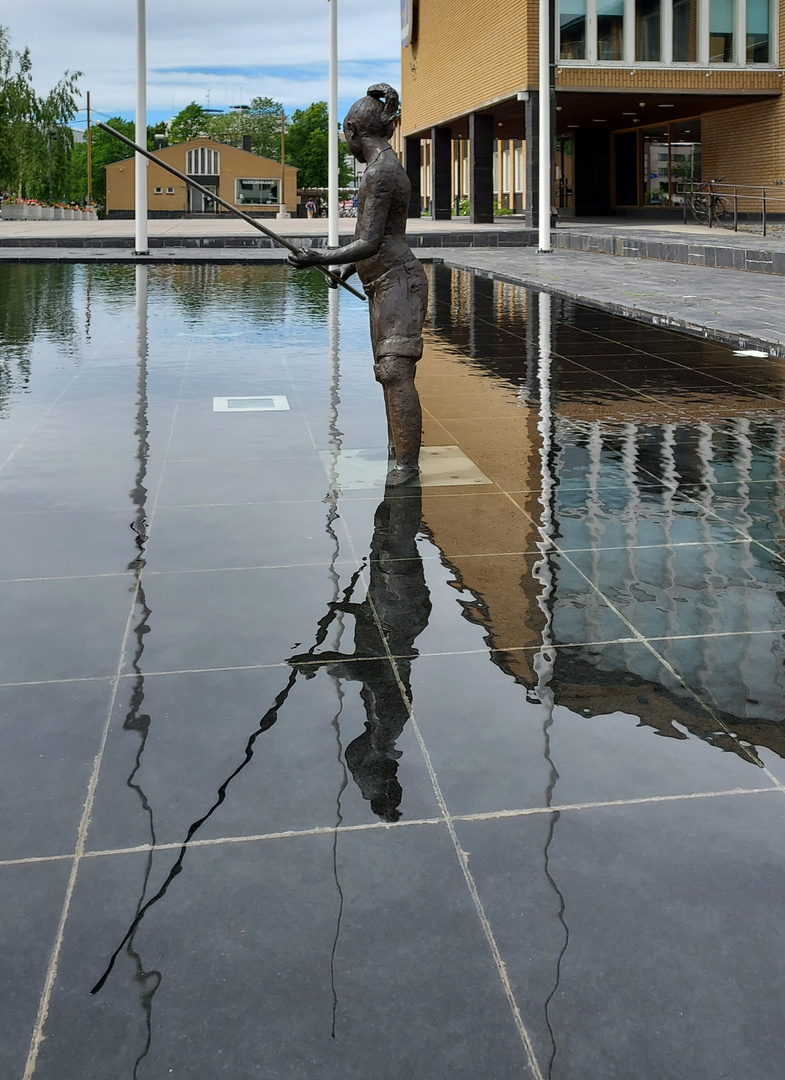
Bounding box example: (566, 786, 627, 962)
(364, 258, 428, 369)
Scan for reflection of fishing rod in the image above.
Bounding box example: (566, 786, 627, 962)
(96, 122, 367, 302)
(91, 558, 367, 995)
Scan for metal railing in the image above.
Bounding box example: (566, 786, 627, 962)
(678, 178, 785, 236)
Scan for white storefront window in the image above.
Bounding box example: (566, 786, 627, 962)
(235, 179, 279, 205)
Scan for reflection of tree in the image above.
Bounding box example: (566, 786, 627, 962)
(164, 263, 328, 326)
(0, 265, 79, 413)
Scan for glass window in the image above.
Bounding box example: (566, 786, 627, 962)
(560, 0, 587, 59)
(186, 148, 220, 175)
(709, 0, 735, 60)
(636, 0, 662, 59)
(642, 126, 669, 204)
(235, 179, 279, 205)
(598, 0, 624, 59)
(673, 0, 698, 60)
(746, 0, 769, 61)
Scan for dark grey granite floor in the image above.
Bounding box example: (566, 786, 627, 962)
(3, 262, 785, 1079)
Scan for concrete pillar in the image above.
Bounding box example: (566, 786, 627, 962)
(404, 136, 422, 219)
(525, 93, 539, 229)
(431, 126, 452, 220)
(469, 112, 494, 224)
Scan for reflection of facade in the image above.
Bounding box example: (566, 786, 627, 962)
(105, 138, 298, 218)
(400, 0, 783, 220)
(417, 264, 785, 756)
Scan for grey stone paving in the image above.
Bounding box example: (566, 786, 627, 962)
(431, 246, 785, 356)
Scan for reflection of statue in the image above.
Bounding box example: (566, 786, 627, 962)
(291, 482, 431, 820)
(289, 85, 428, 486)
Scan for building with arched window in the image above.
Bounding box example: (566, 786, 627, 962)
(105, 138, 298, 218)
(400, 0, 784, 221)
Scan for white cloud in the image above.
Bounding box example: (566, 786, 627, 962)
(2, 0, 402, 124)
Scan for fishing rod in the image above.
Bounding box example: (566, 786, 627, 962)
(96, 122, 367, 302)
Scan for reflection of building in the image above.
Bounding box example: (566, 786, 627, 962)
(417, 264, 785, 758)
(400, 0, 783, 220)
(105, 138, 298, 218)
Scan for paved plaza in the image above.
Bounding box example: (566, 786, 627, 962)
(2, 252, 785, 1079)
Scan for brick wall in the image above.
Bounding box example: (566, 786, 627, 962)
(401, 0, 535, 134)
(401, 0, 785, 134)
(703, 96, 785, 194)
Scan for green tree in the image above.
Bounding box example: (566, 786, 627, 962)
(286, 101, 351, 189)
(206, 96, 284, 159)
(0, 27, 81, 199)
(168, 102, 210, 144)
(85, 116, 134, 205)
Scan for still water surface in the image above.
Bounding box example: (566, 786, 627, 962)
(2, 262, 785, 1080)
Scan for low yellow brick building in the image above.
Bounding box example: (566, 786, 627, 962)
(105, 138, 298, 218)
(399, 0, 785, 221)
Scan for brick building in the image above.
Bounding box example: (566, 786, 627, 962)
(105, 138, 298, 218)
(399, 0, 785, 221)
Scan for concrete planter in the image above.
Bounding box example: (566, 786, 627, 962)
(52, 208, 63, 220)
(39, 207, 55, 220)
(1, 204, 26, 220)
(25, 205, 42, 219)
(61, 208, 74, 220)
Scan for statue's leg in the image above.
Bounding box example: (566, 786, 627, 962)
(374, 354, 421, 482)
(383, 388, 395, 457)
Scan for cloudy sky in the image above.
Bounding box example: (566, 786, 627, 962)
(2, 0, 402, 129)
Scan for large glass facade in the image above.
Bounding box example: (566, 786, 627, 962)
(709, 0, 735, 60)
(636, 0, 662, 59)
(560, 0, 587, 58)
(613, 119, 701, 208)
(558, 0, 774, 63)
(598, 0, 625, 58)
(746, 0, 770, 60)
(672, 0, 698, 60)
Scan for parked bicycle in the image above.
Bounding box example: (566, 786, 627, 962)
(687, 177, 734, 229)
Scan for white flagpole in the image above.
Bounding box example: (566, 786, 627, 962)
(328, 0, 339, 248)
(538, 0, 551, 252)
(135, 0, 149, 254)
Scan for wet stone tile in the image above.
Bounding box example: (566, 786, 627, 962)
(36, 829, 530, 1080)
(0, 680, 115, 861)
(120, 561, 388, 677)
(0, 576, 133, 683)
(0, 861, 72, 1080)
(454, 791, 785, 1080)
(0, 508, 140, 581)
(563, 540, 785, 639)
(86, 662, 440, 853)
(143, 500, 353, 572)
(408, 644, 767, 819)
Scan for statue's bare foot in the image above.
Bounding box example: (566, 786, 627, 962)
(386, 463, 420, 487)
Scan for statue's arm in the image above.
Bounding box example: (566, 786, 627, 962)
(289, 175, 388, 268)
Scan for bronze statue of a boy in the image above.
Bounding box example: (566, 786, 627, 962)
(289, 84, 427, 486)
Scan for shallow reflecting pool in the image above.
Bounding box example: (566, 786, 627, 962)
(3, 262, 785, 1080)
